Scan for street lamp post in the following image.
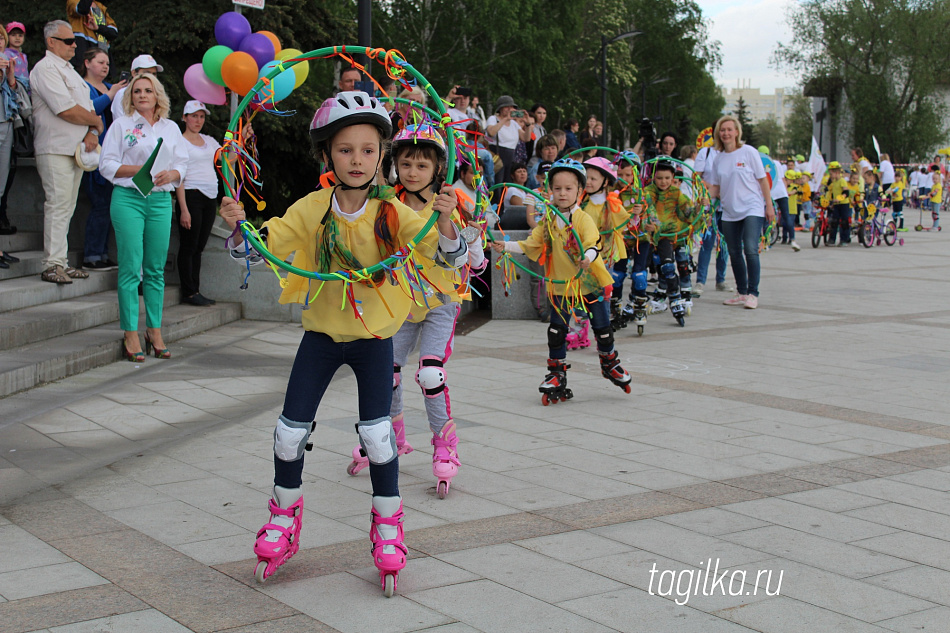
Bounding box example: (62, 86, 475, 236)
(600, 30, 642, 144)
(640, 76, 670, 119)
(656, 92, 680, 122)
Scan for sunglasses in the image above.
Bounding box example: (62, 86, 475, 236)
(51, 36, 77, 46)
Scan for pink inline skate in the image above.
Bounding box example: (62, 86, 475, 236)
(370, 496, 407, 597)
(565, 316, 590, 350)
(254, 486, 303, 582)
(432, 421, 460, 499)
(346, 413, 414, 476)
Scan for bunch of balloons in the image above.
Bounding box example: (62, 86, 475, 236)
(183, 11, 310, 107)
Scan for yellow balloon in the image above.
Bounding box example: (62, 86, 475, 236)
(276, 48, 309, 89)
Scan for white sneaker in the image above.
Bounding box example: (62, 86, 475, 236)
(693, 282, 704, 297)
(791, 241, 801, 251)
(723, 294, 747, 306)
(716, 282, 734, 292)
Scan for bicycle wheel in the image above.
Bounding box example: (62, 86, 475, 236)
(769, 222, 780, 246)
(811, 224, 822, 248)
(883, 220, 897, 245)
(862, 224, 875, 248)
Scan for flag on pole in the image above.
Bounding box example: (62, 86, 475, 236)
(873, 135, 882, 161)
(808, 136, 825, 190)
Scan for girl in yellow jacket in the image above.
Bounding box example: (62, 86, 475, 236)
(218, 92, 467, 594)
(492, 158, 632, 404)
(345, 122, 485, 499)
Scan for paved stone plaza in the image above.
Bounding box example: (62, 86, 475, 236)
(2, 231, 950, 633)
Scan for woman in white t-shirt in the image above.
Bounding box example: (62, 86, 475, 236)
(705, 115, 775, 309)
(175, 101, 222, 307)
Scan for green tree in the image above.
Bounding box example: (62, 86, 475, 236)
(732, 96, 755, 146)
(755, 115, 782, 154)
(773, 0, 950, 162)
(783, 92, 813, 156)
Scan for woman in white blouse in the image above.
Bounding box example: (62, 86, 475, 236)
(99, 73, 188, 361)
(175, 101, 220, 307)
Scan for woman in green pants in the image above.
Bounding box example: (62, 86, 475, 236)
(98, 73, 189, 361)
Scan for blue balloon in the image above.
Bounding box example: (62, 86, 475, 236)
(259, 60, 295, 102)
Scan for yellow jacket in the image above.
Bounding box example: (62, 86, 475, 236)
(579, 192, 628, 264)
(263, 188, 442, 342)
(405, 196, 470, 323)
(517, 208, 613, 295)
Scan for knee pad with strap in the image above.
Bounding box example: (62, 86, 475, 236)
(356, 416, 397, 465)
(592, 326, 614, 349)
(273, 415, 314, 462)
(415, 355, 447, 399)
(547, 322, 568, 349)
(633, 270, 648, 292)
(660, 261, 677, 280)
(610, 267, 626, 286)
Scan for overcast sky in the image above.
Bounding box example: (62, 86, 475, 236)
(697, 0, 798, 94)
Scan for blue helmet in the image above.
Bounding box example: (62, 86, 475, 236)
(547, 157, 587, 188)
(617, 150, 641, 167)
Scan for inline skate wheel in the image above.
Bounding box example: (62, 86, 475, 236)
(899, 238, 905, 245)
(676, 316, 685, 327)
(623, 384, 631, 394)
(384, 574, 395, 598)
(254, 560, 268, 583)
(438, 481, 449, 499)
(637, 325, 644, 336)
(346, 461, 360, 477)
(542, 393, 550, 406)
(686, 306, 692, 316)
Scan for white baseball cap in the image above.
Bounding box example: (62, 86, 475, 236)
(183, 100, 211, 116)
(131, 54, 164, 72)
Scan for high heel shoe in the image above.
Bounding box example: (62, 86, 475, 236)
(123, 339, 145, 363)
(144, 332, 171, 359)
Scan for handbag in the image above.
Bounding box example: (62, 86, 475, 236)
(13, 118, 34, 157)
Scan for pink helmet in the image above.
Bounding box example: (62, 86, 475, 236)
(309, 91, 392, 146)
(392, 123, 447, 160)
(583, 157, 618, 185)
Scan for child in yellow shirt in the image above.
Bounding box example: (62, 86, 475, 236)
(492, 158, 632, 402)
(344, 123, 486, 499)
(823, 162, 852, 245)
(921, 168, 942, 230)
(890, 169, 907, 230)
(218, 92, 466, 592)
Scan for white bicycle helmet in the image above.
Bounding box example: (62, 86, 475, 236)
(309, 91, 393, 145)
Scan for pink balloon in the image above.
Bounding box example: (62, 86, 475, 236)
(183, 64, 226, 106)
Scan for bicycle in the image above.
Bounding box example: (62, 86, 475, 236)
(858, 201, 901, 247)
(811, 204, 832, 247)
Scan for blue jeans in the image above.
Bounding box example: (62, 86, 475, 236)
(933, 202, 941, 228)
(696, 211, 727, 285)
(476, 148, 495, 189)
(276, 331, 399, 496)
(721, 216, 765, 297)
(550, 293, 611, 359)
(775, 197, 792, 242)
(801, 200, 814, 229)
(83, 170, 114, 262)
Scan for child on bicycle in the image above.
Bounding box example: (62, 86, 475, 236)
(891, 168, 907, 230)
(824, 161, 851, 246)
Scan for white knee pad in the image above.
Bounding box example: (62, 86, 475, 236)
(357, 416, 397, 465)
(415, 355, 447, 399)
(273, 415, 313, 462)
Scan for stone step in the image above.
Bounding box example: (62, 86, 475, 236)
(0, 271, 118, 314)
(0, 301, 242, 398)
(0, 249, 84, 282)
(0, 287, 179, 351)
(2, 231, 43, 254)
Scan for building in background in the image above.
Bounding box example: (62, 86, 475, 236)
(720, 80, 790, 125)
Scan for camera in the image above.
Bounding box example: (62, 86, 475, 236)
(639, 117, 658, 161)
(511, 110, 524, 118)
(118, 70, 132, 83)
(456, 86, 472, 97)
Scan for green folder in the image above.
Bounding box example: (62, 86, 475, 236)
(131, 138, 164, 197)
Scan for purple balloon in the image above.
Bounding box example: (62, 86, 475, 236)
(214, 12, 251, 50)
(239, 33, 276, 72)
